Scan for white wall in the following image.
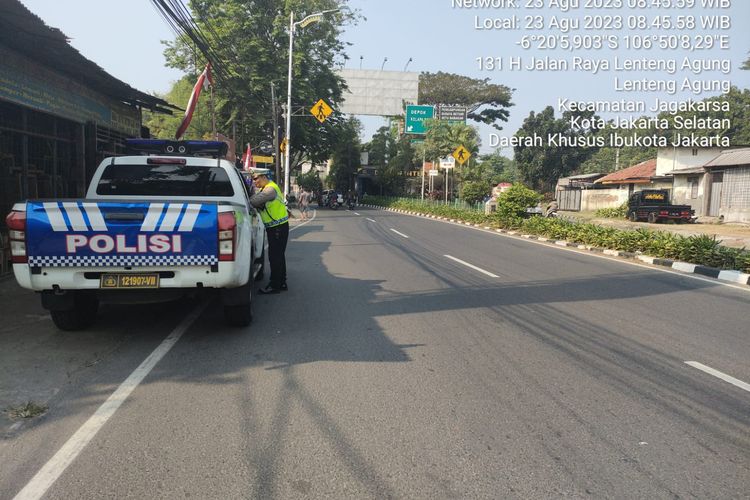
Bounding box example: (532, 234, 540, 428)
(581, 187, 629, 211)
(672, 174, 707, 215)
(582, 181, 673, 211)
(656, 147, 723, 176)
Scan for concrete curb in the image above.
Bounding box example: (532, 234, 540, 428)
(362, 204, 750, 286)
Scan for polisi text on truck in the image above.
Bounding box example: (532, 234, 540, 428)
(65, 234, 183, 254)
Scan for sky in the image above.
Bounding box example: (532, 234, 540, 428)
(19, 0, 750, 155)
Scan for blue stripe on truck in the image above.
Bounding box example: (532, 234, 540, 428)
(26, 201, 219, 267)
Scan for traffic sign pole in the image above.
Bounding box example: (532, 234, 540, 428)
(421, 148, 426, 202)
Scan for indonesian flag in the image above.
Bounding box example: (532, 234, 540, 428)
(241, 143, 255, 171)
(175, 63, 213, 140)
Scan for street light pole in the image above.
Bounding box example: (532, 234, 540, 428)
(284, 11, 295, 198)
(283, 8, 339, 200)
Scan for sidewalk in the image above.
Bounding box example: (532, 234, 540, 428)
(567, 211, 750, 249)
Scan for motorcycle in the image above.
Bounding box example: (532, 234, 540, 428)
(347, 198, 355, 210)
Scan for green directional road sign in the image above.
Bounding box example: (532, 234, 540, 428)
(405, 105, 434, 135)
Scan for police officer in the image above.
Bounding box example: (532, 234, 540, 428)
(249, 171, 289, 294)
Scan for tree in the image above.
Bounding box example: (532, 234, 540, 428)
(362, 124, 416, 196)
(143, 76, 213, 139)
(419, 72, 514, 130)
(161, 0, 357, 167)
(328, 117, 361, 191)
(376, 135, 417, 195)
(578, 146, 655, 175)
(467, 151, 520, 185)
(423, 120, 480, 163)
(296, 169, 323, 193)
(460, 181, 489, 204)
(365, 126, 398, 168)
(660, 86, 750, 145)
(742, 52, 750, 70)
(513, 106, 600, 191)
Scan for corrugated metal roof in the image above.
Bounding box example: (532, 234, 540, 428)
(0, 0, 176, 113)
(705, 148, 750, 168)
(566, 173, 604, 180)
(596, 159, 656, 184)
(671, 166, 706, 175)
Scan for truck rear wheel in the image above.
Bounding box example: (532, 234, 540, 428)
(628, 211, 638, 222)
(223, 304, 252, 327)
(222, 282, 252, 327)
(50, 293, 99, 331)
(647, 212, 658, 224)
(254, 248, 265, 282)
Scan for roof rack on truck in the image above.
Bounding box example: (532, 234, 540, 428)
(125, 139, 228, 158)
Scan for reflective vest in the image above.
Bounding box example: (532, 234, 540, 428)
(259, 181, 289, 228)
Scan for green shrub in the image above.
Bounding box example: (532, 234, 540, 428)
(595, 202, 628, 218)
(495, 184, 541, 219)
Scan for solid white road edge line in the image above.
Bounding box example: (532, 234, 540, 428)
(685, 361, 750, 393)
(14, 302, 209, 500)
(444, 255, 499, 278)
(390, 229, 410, 239)
(290, 209, 316, 232)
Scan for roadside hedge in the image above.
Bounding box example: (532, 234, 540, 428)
(362, 196, 750, 274)
(595, 203, 628, 218)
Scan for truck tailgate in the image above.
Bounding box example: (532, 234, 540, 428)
(26, 201, 219, 267)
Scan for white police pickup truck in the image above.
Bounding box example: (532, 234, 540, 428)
(5, 140, 265, 330)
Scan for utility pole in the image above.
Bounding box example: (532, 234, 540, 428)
(271, 83, 281, 182)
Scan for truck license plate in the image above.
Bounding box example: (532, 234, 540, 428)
(100, 273, 160, 289)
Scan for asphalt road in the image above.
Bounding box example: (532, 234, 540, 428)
(1, 206, 748, 499)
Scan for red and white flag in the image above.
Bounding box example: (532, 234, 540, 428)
(241, 143, 255, 171)
(175, 62, 213, 140)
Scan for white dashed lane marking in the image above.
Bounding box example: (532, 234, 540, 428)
(685, 362, 750, 393)
(444, 255, 499, 278)
(389, 229, 410, 239)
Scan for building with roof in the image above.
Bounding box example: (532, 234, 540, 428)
(573, 159, 671, 212)
(703, 148, 750, 223)
(0, 0, 174, 222)
(654, 146, 748, 221)
(554, 173, 605, 211)
(655, 146, 726, 177)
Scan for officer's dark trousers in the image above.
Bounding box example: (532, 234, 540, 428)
(266, 222, 288, 289)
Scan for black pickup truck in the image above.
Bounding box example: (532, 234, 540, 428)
(627, 190, 695, 224)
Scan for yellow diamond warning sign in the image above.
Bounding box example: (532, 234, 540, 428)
(310, 99, 333, 123)
(452, 145, 471, 165)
